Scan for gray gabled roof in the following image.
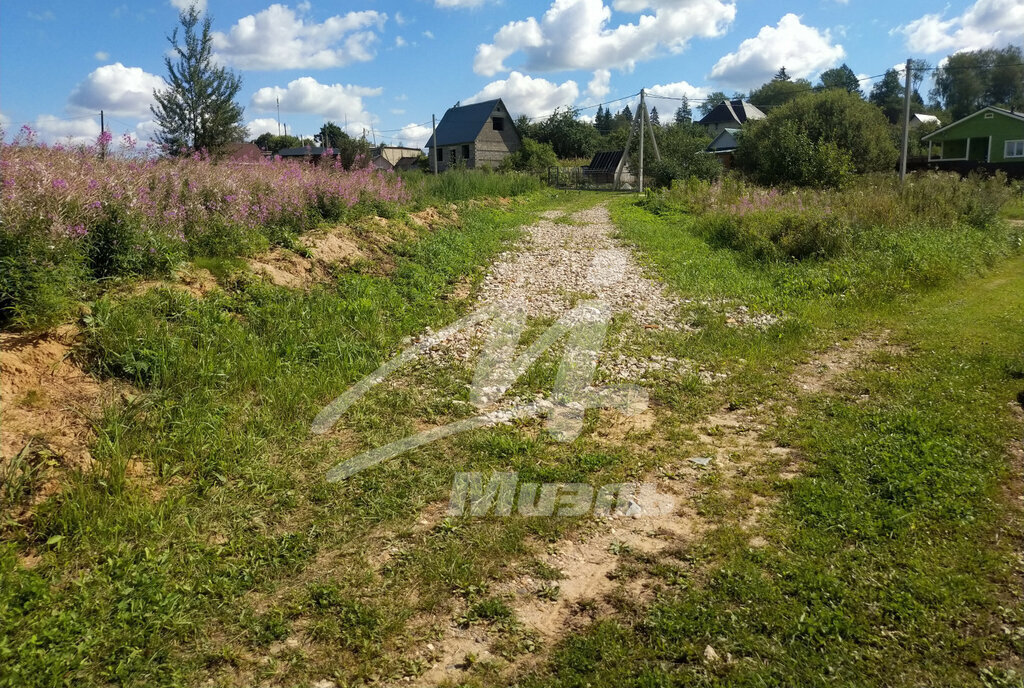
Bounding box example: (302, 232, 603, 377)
(430, 99, 510, 147)
(698, 99, 766, 127)
(706, 128, 741, 153)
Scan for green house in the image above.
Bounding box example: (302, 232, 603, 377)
(922, 106, 1024, 163)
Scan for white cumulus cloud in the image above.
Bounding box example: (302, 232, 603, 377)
(588, 69, 612, 100)
(474, 0, 735, 76)
(251, 77, 382, 133)
(67, 63, 165, 118)
(246, 118, 281, 137)
(170, 0, 207, 11)
(393, 123, 432, 147)
(709, 13, 844, 90)
(466, 71, 579, 119)
(896, 0, 1024, 54)
(33, 114, 102, 146)
(213, 4, 387, 70)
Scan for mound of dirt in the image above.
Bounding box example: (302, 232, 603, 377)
(0, 327, 126, 515)
(409, 205, 458, 230)
(249, 229, 365, 288)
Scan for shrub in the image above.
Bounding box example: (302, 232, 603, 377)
(499, 138, 558, 174)
(735, 90, 896, 187)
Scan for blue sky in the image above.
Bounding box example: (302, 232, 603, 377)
(1, 0, 1021, 148)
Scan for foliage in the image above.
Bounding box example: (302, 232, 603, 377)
(868, 67, 927, 124)
(314, 122, 371, 169)
(499, 138, 558, 173)
(673, 97, 692, 125)
(151, 6, 246, 154)
(531, 107, 600, 159)
(749, 78, 813, 110)
(0, 130, 408, 329)
(402, 168, 541, 204)
(649, 123, 720, 184)
(252, 133, 301, 154)
(699, 91, 729, 117)
(736, 89, 896, 186)
(817, 64, 863, 96)
(931, 45, 1024, 119)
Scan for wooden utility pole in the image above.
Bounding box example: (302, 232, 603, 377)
(431, 115, 438, 175)
(99, 110, 105, 160)
(900, 58, 912, 183)
(639, 90, 646, 192)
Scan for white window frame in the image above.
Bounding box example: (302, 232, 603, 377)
(1005, 139, 1024, 158)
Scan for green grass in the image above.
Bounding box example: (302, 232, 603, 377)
(3, 180, 1023, 687)
(505, 197, 1024, 687)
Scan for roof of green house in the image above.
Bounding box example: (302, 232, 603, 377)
(922, 106, 1024, 141)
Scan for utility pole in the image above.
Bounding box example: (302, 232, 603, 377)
(431, 114, 438, 176)
(99, 110, 105, 160)
(277, 97, 281, 136)
(639, 90, 646, 193)
(900, 58, 912, 183)
(284, 123, 288, 138)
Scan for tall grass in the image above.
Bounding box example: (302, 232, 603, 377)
(402, 167, 542, 204)
(0, 130, 407, 330)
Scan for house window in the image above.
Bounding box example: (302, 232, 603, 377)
(984, 112, 994, 119)
(436, 147, 444, 162)
(461, 144, 470, 160)
(492, 117, 504, 131)
(449, 149, 456, 165)
(1006, 140, 1024, 158)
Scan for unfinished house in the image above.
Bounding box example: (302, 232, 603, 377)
(427, 99, 522, 171)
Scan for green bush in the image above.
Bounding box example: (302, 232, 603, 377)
(694, 209, 852, 262)
(0, 231, 86, 330)
(499, 138, 558, 174)
(735, 90, 896, 187)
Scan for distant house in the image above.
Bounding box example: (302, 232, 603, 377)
(909, 113, 941, 129)
(220, 142, 267, 163)
(277, 146, 333, 163)
(705, 128, 741, 168)
(697, 99, 766, 136)
(427, 99, 522, 171)
(922, 106, 1024, 164)
(371, 145, 423, 172)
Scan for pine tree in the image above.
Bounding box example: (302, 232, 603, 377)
(773, 66, 790, 82)
(151, 4, 246, 154)
(621, 104, 632, 121)
(594, 105, 605, 133)
(650, 106, 660, 126)
(674, 96, 692, 124)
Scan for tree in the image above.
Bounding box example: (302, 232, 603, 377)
(735, 89, 897, 187)
(818, 64, 862, 96)
(499, 138, 558, 173)
(674, 97, 692, 124)
(151, 5, 246, 154)
(749, 78, 812, 109)
(253, 132, 300, 153)
(931, 45, 1024, 119)
(699, 92, 728, 117)
(313, 121, 370, 168)
(774, 66, 791, 82)
(532, 107, 599, 159)
(868, 69, 906, 124)
(649, 106, 660, 127)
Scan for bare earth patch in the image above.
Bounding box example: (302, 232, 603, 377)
(791, 331, 905, 395)
(0, 326, 122, 511)
(249, 228, 364, 288)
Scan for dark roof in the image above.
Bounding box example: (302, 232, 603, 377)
(221, 142, 266, 161)
(586, 150, 624, 172)
(277, 146, 329, 157)
(698, 99, 766, 127)
(706, 128, 740, 153)
(430, 99, 507, 147)
(394, 156, 421, 171)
